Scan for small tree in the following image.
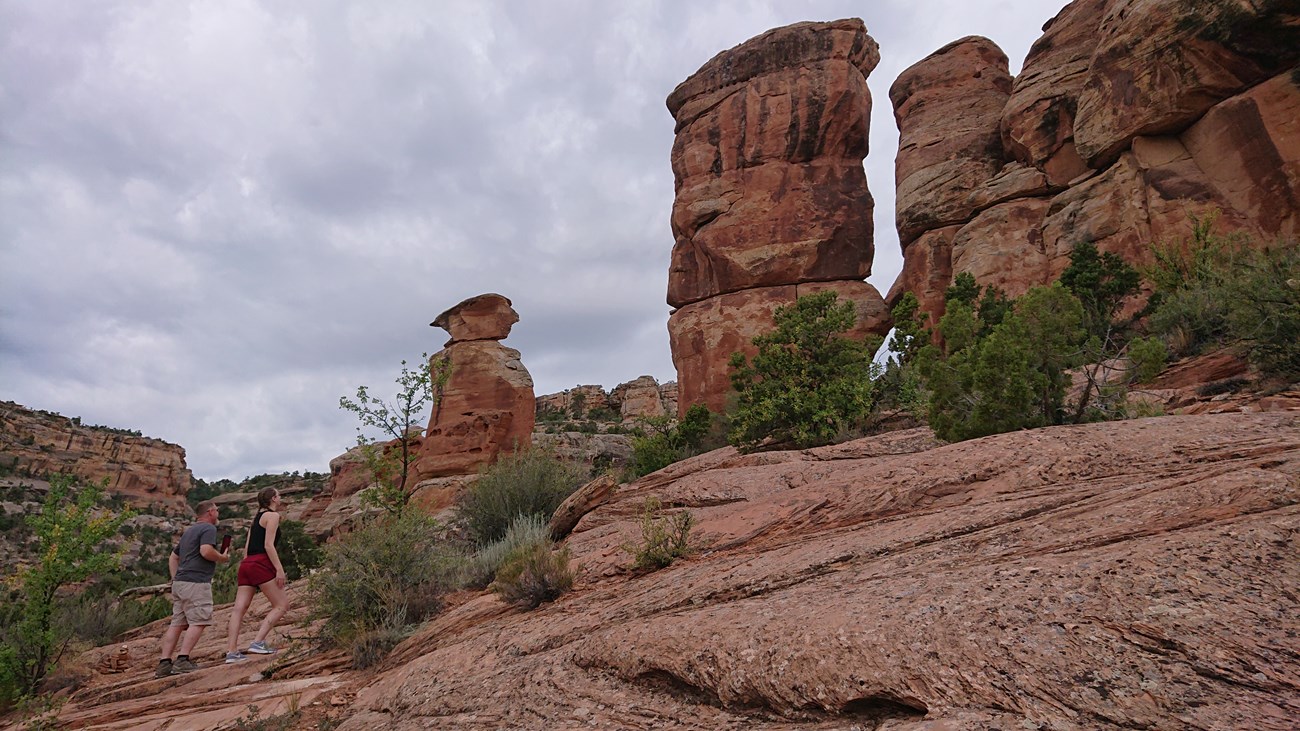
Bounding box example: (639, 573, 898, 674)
(627, 404, 713, 478)
(340, 354, 451, 515)
(727, 291, 882, 452)
(0, 474, 130, 706)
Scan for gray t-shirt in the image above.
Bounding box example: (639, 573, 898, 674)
(173, 522, 218, 583)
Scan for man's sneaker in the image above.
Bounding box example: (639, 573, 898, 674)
(247, 640, 276, 655)
(225, 651, 247, 664)
(172, 657, 200, 673)
(154, 661, 174, 678)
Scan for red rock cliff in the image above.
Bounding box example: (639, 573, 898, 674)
(0, 400, 191, 509)
(889, 0, 1300, 324)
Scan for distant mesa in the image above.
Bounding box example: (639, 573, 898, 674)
(666, 18, 893, 416)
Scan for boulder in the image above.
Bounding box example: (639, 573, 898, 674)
(1074, 0, 1300, 168)
(891, 36, 1012, 247)
(1000, 0, 1112, 184)
(610, 376, 670, 422)
(430, 293, 519, 343)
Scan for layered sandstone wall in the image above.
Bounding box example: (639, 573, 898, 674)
(0, 401, 191, 509)
(536, 376, 677, 424)
(889, 0, 1300, 324)
(667, 19, 893, 416)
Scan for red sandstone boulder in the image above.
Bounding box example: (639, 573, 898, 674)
(891, 36, 1012, 248)
(1000, 0, 1112, 184)
(951, 197, 1053, 299)
(669, 280, 889, 415)
(609, 376, 670, 422)
(667, 19, 889, 413)
(1074, 0, 1300, 168)
(415, 341, 535, 479)
(430, 293, 518, 344)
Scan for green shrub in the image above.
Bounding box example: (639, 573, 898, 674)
(491, 542, 574, 610)
(728, 291, 882, 452)
(628, 404, 715, 479)
(275, 519, 323, 582)
(57, 594, 170, 648)
(308, 512, 468, 662)
(465, 514, 553, 588)
(625, 497, 694, 572)
(0, 475, 130, 708)
(458, 448, 587, 546)
(1144, 215, 1299, 379)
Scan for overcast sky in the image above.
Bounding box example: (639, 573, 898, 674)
(1, 0, 1068, 480)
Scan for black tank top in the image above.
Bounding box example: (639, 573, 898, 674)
(248, 510, 272, 555)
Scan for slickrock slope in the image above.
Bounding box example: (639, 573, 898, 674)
(0, 401, 191, 509)
(349, 412, 1298, 730)
(35, 411, 1300, 729)
(667, 19, 892, 415)
(889, 0, 1300, 322)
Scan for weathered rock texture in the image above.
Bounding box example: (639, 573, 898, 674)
(667, 19, 892, 415)
(0, 401, 191, 509)
(536, 377, 677, 424)
(415, 294, 535, 479)
(47, 411, 1300, 729)
(889, 0, 1300, 320)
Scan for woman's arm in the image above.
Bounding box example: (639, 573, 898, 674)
(262, 511, 287, 588)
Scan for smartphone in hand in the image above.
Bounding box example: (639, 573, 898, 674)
(220, 534, 232, 553)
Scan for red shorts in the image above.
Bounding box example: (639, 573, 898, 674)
(237, 553, 277, 588)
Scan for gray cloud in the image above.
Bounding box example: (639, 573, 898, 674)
(1, 0, 1067, 479)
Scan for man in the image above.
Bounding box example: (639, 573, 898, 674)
(156, 500, 230, 677)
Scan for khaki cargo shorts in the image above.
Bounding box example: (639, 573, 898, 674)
(169, 580, 214, 626)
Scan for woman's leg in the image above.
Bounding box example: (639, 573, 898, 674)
(226, 585, 256, 653)
(251, 579, 290, 645)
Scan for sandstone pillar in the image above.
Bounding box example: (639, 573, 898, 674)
(666, 18, 891, 416)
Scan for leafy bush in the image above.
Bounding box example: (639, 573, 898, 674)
(275, 519, 323, 581)
(625, 497, 694, 572)
(491, 542, 574, 610)
(1144, 215, 1299, 379)
(728, 291, 882, 452)
(308, 512, 468, 664)
(458, 447, 588, 546)
(627, 404, 715, 479)
(0, 475, 131, 708)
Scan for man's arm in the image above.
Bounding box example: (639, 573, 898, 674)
(199, 543, 230, 563)
(168, 550, 179, 581)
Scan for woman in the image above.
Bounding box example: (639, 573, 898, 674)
(225, 487, 290, 662)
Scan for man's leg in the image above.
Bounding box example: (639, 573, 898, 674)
(159, 623, 184, 661)
(179, 623, 206, 656)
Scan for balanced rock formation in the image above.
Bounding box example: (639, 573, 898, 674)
(889, 0, 1300, 324)
(667, 19, 892, 415)
(415, 294, 535, 479)
(0, 401, 191, 509)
